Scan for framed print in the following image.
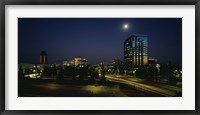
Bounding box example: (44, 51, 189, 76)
(0, 0, 199, 115)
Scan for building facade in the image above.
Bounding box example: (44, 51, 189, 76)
(73, 56, 87, 67)
(124, 34, 148, 68)
(40, 51, 47, 64)
(148, 57, 158, 65)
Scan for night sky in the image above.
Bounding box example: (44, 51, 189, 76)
(18, 18, 182, 65)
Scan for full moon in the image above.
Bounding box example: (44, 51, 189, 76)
(124, 24, 128, 29)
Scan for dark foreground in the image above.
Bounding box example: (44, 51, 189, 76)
(19, 78, 163, 97)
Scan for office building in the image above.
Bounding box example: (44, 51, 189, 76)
(124, 34, 148, 68)
(73, 56, 87, 67)
(148, 57, 158, 65)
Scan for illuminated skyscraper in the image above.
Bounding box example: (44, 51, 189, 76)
(124, 34, 148, 68)
(40, 51, 47, 64)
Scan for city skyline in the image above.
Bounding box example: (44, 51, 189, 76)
(18, 18, 182, 65)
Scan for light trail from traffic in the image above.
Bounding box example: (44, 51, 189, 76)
(105, 75, 176, 97)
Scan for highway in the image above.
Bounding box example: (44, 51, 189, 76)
(105, 75, 180, 97)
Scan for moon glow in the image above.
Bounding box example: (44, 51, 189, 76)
(124, 24, 128, 29)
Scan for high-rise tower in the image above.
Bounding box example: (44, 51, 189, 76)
(124, 34, 148, 68)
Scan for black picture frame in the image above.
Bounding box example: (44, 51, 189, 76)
(0, 0, 199, 115)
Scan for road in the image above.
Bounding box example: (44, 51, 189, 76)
(105, 74, 181, 97)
